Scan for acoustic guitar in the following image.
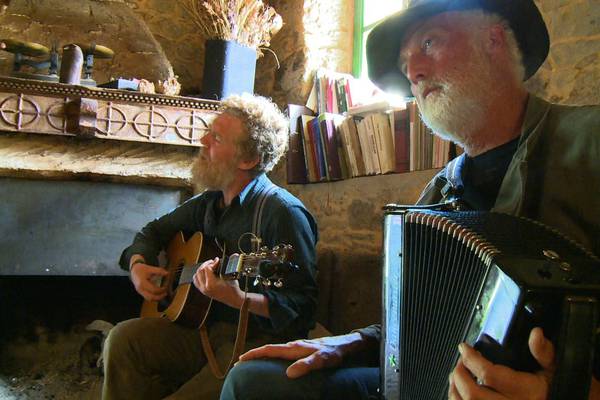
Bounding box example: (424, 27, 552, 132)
(140, 231, 293, 328)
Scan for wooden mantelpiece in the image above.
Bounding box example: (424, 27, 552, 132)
(0, 76, 219, 147)
(0, 76, 220, 187)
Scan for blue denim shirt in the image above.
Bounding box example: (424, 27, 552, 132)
(120, 173, 319, 339)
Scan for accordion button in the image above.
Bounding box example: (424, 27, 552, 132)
(543, 249, 560, 261)
(559, 261, 572, 272)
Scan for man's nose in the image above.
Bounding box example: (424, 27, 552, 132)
(405, 52, 430, 87)
(200, 132, 211, 146)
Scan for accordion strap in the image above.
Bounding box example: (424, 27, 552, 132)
(549, 296, 598, 400)
(440, 154, 466, 200)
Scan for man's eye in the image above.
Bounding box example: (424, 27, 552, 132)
(423, 38, 433, 50)
(209, 131, 221, 142)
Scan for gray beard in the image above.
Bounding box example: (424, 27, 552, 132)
(415, 43, 498, 152)
(191, 154, 237, 192)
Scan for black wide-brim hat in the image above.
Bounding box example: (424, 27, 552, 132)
(366, 0, 550, 95)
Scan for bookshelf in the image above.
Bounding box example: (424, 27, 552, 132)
(286, 100, 459, 185)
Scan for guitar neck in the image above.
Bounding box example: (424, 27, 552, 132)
(177, 252, 288, 285)
(177, 256, 236, 285)
(179, 264, 201, 284)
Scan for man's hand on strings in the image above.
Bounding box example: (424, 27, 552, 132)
(130, 260, 168, 301)
(193, 257, 244, 308)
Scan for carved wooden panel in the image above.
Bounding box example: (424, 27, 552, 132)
(0, 76, 220, 147)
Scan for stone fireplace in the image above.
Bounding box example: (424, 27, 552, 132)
(0, 76, 219, 398)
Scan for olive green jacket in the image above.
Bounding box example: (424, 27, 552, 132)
(359, 94, 600, 344)
(417, 94, 600, 256)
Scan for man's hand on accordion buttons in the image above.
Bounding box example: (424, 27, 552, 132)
(448, 327, 554, 400)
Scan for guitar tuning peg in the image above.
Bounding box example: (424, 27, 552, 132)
(262, 278, 272, 287)
(253, 277, 260, 287)
(274, 279, 283, 288)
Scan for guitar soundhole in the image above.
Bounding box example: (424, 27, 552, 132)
(157, 261, 185, 312)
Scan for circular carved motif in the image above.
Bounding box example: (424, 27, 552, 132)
(133, 107, 169, 140)
(96, 103, 127, 136)
(175, 112, 209, 144)
(46, 102, 66, 131)
(0, 95, 40, 128)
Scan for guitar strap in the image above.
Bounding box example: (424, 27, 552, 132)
(200, 182, 278, 379)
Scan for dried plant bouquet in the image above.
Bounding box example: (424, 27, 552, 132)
(180, 0, 283, 56)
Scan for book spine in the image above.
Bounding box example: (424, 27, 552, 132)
(393, 109, 410, 173)
(310, 117, 328, 181)
(286, 105, 312, 184)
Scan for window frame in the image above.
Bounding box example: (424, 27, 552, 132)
(352, 0, 408, 79)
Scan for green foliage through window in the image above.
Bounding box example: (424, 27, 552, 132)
(353, 0, 407, 79)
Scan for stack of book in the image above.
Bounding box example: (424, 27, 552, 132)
(306, 68, 383, 116)
(286, 100, 459, 184)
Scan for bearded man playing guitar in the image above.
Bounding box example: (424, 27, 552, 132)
(102, 94, 319, 400)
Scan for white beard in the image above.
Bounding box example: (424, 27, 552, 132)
(416, 42, 498, 150)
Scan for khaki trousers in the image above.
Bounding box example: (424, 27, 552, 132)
(102, 318, 273, 400)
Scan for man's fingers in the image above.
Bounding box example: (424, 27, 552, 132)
(453, 359, 506, 400)
(286, 352, 325, 378)
(141, 278, 167, 294)
(452, 360, 481, 398)
(152, 267, 169, 276)
(140, 282, 167, 301)
(458, 343, 496, 382)
(458, 342, 549, 398)
(239, 342, 316, 362)
(528, 327, 555, 371)
(285, 350, 341, 379)
(199, 257, 219, 272)
(448, 372, 462, 400)
(142, 290, 167, 302)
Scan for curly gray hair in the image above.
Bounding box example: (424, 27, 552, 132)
(221, 93, 289, 175)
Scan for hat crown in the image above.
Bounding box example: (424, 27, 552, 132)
(366, 0, 549, 95)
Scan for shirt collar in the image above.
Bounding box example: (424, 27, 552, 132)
(519, 94, 552, 143)
(237, 173, 271, 206)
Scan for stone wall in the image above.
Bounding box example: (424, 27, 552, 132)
(1, 0, 597, 105)
(527, 0, 600, 105)
(0, 0, 174, 85)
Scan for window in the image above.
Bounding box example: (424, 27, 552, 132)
(353, 0, 407, 79)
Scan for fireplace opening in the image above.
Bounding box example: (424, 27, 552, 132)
(0, 276, 142, 398)
(0, 177, 191, 398)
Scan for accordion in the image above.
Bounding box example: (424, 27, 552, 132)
(381, 205, 600, 400)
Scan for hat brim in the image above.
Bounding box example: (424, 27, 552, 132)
(366, 2, 447, 96)
(366, 0, 549, 96)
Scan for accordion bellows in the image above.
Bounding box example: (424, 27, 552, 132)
(381, 207, 599, 400)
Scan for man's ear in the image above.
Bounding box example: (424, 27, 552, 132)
(237, 154, 260, 171)
(486, 24, 507, 55)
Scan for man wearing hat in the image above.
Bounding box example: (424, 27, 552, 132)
(219, 1, 600, 399)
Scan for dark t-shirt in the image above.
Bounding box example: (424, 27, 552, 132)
(462, 137, 520, 211)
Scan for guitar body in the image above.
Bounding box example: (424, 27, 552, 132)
(140, 231, 221, 328)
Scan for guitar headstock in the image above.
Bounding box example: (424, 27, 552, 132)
(222, 244, 297, 288)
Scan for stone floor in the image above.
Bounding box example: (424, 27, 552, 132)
(0, 328, 103, 399)
(0, 276, 140, 400)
